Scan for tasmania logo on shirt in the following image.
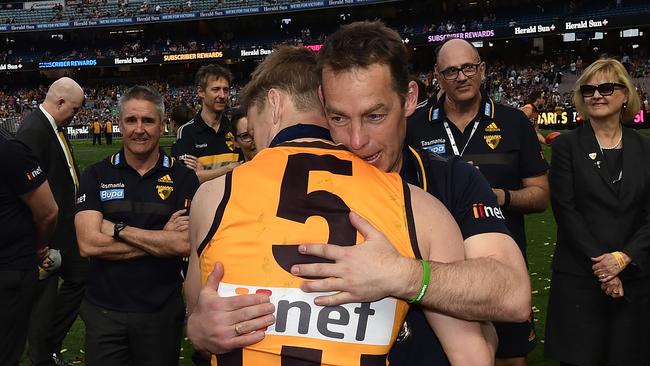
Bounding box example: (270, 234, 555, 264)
(472, 202, 505, 220)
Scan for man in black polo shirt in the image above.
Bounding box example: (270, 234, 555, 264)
(0, 136, 58, 366)
(75, 86, 199, 365)
(172, 64, 242, 183)
(406, 38, 550, 366)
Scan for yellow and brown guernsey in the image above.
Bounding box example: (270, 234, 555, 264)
(198, 140, 421, 366)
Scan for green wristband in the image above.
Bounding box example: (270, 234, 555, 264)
(408, 260, 430, 304)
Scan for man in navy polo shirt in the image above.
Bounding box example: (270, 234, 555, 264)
(75, 86, 199, 366)
(406, 38, 550, 366)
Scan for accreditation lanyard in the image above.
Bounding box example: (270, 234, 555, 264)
(443, 119, 480, 157)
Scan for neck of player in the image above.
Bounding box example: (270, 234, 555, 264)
(126, 148, 160, 176)
(592, 117, 622, 150)
(444, 93, 482, 132)
(201, 107, 223, 132)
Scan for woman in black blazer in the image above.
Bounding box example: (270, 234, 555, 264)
(545, 58, 650, 365)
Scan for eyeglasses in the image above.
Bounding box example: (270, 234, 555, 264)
(439, 62, 483, 80)
(236, 132, 253, 142)
(579, 83, 626, 97)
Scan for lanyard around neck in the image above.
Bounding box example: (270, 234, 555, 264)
(443, 119, 480, 157)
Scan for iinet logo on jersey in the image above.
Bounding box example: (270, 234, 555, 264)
(472, 202, 505, 220)
(219, 283, 397, 345)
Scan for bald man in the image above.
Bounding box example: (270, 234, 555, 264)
(407, 38, 549, 366)
(17, 77, 87, 366)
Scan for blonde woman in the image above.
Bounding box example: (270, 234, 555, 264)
(545, 58, 650, 365)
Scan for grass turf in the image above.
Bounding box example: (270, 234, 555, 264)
(24, 136, 563, 365)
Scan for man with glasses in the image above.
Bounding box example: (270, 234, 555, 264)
(172, 65, 242, 183)
(230, 108, 257, 162)
(407, 37, 550, 366)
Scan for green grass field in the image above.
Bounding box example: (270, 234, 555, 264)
(24, 136, 561, 365)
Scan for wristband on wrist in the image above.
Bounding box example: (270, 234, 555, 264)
(408, 260, 431, 304)
(502, 189, 511, 209)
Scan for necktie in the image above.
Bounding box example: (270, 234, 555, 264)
(57, 127, 79, 190)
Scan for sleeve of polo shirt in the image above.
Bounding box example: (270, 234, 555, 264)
(2, 140, 47, 196)
(175, 168, 200, 212)
(76, 164, 102, 213)
(171, 135, 194, 160)
(451, 159, 511, 240)
(517, 111, 549, 177)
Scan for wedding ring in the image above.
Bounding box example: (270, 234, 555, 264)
(234, 323, 244, 336)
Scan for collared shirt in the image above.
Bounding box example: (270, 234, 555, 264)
(76, 149, 199, 312)
(171, 112, 242, 169)
(40, 104, 78, 190)
(407, 90, 549, 253)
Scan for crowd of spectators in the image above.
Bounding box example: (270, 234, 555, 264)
(0, 80, 247, 130)
(414, 56, 650, 115)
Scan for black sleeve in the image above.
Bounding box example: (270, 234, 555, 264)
(16, 122, 49, 173)
(175, 167, 200, 213)
(1, 139, 47, 196)
(549, 134, 601, 258)
(75, 164, 102, 213)
(171, 135, 194, 160)
(622, 137, 650, 269)
(451, 159, 511, 240)
(517, 111, 549, 178)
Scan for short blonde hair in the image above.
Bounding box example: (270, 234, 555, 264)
(573, 58, 640, 123)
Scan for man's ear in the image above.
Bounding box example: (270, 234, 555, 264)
(404, 80, 418, 118)
(318, 85, 326, 107)
(267, 88, 282, 126)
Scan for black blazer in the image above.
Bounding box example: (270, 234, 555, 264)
(550, 122, 650, 281)
(16, 108, 80, 253)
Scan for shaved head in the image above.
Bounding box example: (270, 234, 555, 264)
(435, 38, 481, 67)
(45, 77, 84, 103)
(42, 77, 85, 126)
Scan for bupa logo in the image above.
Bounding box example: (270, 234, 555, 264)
(425, 144, 446, 154)
(472, 202, 505, 220)
(218, 283, 397, 346)
(100, 189, 124, 202)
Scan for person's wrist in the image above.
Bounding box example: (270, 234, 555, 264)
(393, 257, 424, 300)
(502, 189, 511, 209)
(113, 222, 127, 240)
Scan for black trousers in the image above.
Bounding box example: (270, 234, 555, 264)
(80, 294, 185, 366)
(27, 246, 88, 365)
(0, 268, 37, 366)
(105, 132, 112, 145)
(92, 133, 101, 145)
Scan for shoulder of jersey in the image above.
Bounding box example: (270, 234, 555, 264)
(176, 118, 196, 140)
